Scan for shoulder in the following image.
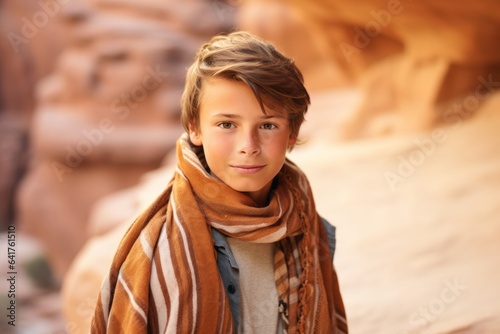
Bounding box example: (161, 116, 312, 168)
(320, 216, 337, 261)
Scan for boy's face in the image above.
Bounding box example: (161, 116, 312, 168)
(189, 78, 296, 206)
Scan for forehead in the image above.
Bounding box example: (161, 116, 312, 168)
(199, 77, 286, 118)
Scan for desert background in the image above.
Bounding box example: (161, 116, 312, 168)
(1, 0, 500, 333)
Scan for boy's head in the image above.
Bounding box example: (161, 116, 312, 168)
(180, 31, 310, 205)
(181, 31, 310, 143)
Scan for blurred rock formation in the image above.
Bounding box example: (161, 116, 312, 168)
(286, 0, 500, 139)
(294, 93, 500, 333)
(0, 0, 68, 229)
(16, 0, 234, 280)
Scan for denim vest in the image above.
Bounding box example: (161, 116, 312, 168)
(211, 218, 337, 331)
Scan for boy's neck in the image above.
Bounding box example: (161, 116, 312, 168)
(243, 178, 278, 207)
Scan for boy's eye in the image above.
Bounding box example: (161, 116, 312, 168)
(217, 122, 234, 129)
(261, 123, 277, 130)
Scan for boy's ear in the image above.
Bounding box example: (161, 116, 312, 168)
(288, 134, 297, 148)
(188, 123, 202, 146)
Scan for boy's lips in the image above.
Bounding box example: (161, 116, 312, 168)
(231, 165, 266, 174)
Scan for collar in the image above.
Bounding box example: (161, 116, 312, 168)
(211, 227, 239, 269)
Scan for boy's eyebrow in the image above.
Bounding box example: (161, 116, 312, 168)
(211, 113, 241, 119)
(211, 113, 284, 119)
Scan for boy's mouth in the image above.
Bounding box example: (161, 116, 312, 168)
(231, 165, 266, 174)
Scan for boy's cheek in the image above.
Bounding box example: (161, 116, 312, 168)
(204, 134, 232, 151)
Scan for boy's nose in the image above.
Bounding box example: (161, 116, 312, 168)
(238, 130, 260, 155)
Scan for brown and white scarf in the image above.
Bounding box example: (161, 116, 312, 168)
(91, 133, 347, 333)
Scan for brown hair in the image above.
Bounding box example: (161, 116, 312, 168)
(180, 31, 310, 143)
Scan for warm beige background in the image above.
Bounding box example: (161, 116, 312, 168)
(1, 0, 499, 333)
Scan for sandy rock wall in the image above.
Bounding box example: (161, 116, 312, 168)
(294, 92, 500, 333)
(16, 0, 234, 280)
(283, 0, 500, 139)
(0, 0, 68, 229)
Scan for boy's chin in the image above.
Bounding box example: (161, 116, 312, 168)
(228, 181, 273, 203)
(227, 180, 270, 193)
(229, 185, 264, 194)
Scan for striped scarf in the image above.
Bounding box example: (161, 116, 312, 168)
(91, 133, 347, 333)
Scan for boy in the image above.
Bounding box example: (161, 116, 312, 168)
(91, 31, 347, 333)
